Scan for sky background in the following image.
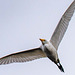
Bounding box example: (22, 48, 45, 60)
(0, 0, 75, 75)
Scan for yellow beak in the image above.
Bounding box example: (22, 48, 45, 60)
(39, 38, 45, 41)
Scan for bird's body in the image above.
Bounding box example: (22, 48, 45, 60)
(40, 39, 64, 72)
(40, 41, 58, 63)
(0, 0, 75, 73)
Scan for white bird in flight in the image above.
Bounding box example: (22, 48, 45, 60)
(0, 0, 75, 72)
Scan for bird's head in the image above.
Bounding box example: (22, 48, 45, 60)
(39, 38, 48, 45)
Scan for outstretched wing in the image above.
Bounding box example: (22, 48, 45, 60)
(0, 48, 46, 65)
(50, 1, 75, 50)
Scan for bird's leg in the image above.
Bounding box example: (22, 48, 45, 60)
(56, 59, 64, 72)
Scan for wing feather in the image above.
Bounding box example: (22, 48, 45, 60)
(0, 48, 46, 65)
(50, 1, 75, 50)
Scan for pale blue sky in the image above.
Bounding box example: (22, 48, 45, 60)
(0, 0, 75, 75)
